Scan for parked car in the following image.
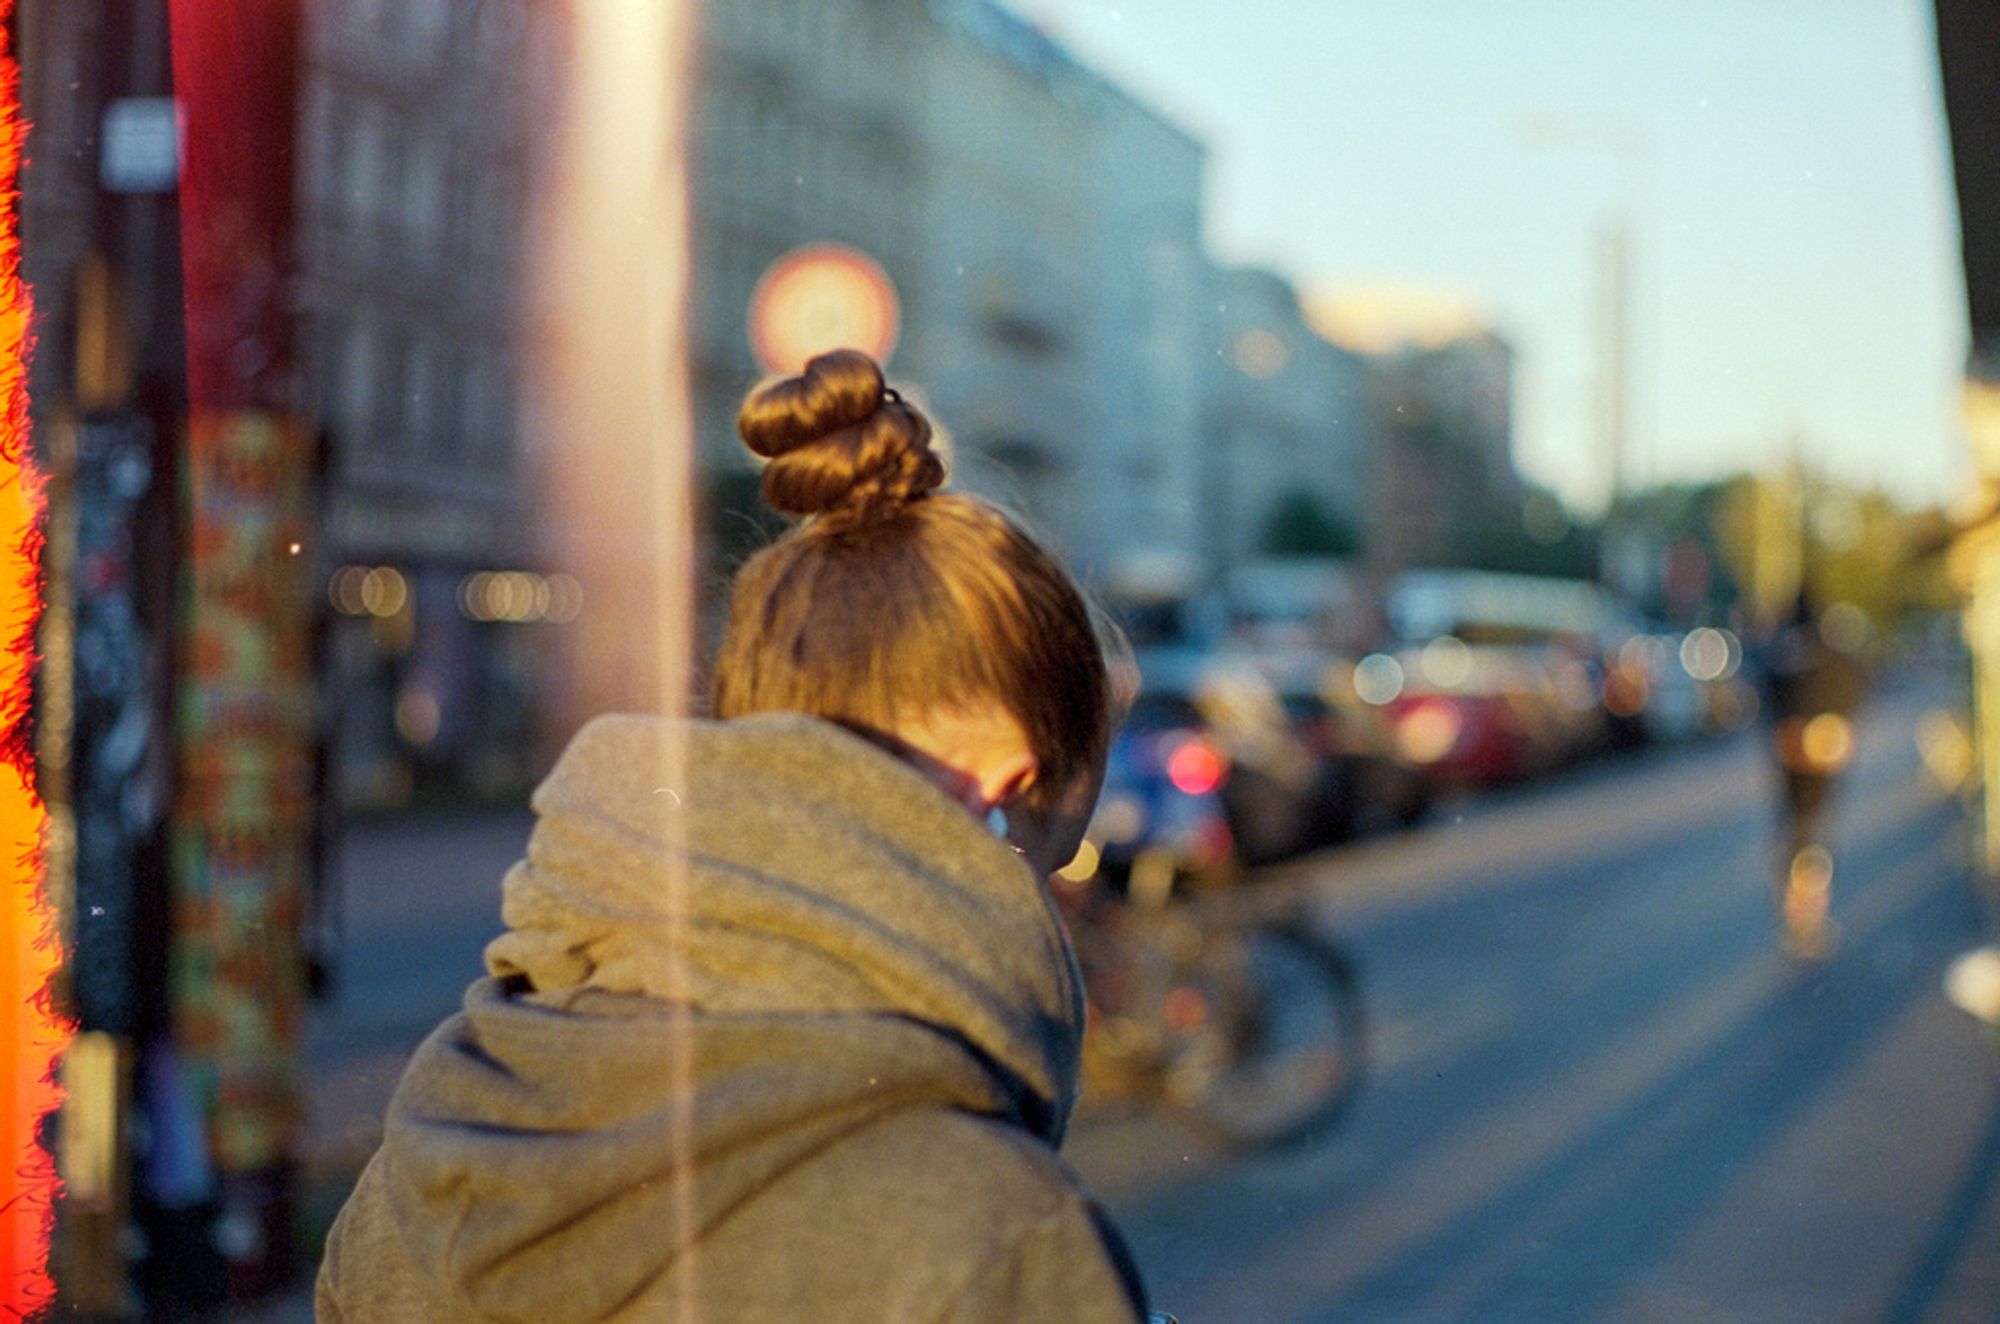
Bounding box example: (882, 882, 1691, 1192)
(1601, 630, 1706, 745)
(1084, 681, 1240, 892)
(1382, 684, 1535, 787)
(1368, 639, 1590, 788)
(1085, 647, 1343, 884)
(1260, 653, 1433, 838)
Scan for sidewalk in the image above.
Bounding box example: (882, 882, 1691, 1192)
(239, 805, 537, 1321)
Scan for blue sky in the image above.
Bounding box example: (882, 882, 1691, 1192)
(1019, 0, 1970, 511)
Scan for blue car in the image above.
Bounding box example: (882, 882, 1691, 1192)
(1076, 647, 1341, 894)
(1083, 686, 1240, 895)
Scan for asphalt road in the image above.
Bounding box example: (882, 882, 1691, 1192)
(1067, 670, 2000, 1324)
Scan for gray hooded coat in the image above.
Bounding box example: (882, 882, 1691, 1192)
(316, 712, 1147, 1322)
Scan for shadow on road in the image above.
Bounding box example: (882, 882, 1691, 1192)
(1877, 1086, 2000, 1324)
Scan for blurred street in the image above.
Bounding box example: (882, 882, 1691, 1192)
(259, 666, 2000, 1322)
(295, 805, 534, 1196)
(1068, 667, 2000, 1323)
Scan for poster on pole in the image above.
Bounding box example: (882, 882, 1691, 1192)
(171, 409, 313, 1179)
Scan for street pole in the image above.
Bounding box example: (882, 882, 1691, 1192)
(1596, 216, 1633, 513)
(1520, 113, 1648, 593)
(1595, 213, 1634, 593)
(164, 0, 313, 1304)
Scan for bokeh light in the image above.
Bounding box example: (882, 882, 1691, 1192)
(1679, 627, 1739, 682)
(1420, 636, 1473, 689)
(1800, 713, 1857, 773)
(1352, 652, 1406, 705)
(1057, 838, 1101, 884)
(1818, 601, 1873, 655)
(1395, 701, 1463, 764)
(1917, 708, 1975, 793)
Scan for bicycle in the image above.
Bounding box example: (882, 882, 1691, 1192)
(1054, 848, 1366, 1152)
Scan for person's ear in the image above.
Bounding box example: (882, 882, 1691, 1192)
(972, 750, 1038, 815)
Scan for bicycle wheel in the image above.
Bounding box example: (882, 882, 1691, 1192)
(1162, 920, 1366, 1151)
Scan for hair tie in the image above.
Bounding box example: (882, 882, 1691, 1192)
(882, 387, 904, 405)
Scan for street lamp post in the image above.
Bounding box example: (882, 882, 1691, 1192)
(1522, 113, 1651, 590)
(1596, 215, 1634, 514)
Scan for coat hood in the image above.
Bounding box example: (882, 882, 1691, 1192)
(366, 713, 1087, 1323)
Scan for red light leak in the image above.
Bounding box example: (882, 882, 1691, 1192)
(0, 0, 66, 1313)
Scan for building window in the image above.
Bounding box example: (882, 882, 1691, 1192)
(462, 352, 515, 468)
(473, 0, 524, 70)
(468, 165, 508, 261)
(313, 317, 347, 444)
(344, 103, 387, 231)
(401, 0, 451, 55)
(377, 130, 408, 242)
(400, 132, 445, 255)
(402, 337, 436, 459)
(340, 322, 380, 453)
(302, 83, 338, 215)
(375, 331, 412, 455)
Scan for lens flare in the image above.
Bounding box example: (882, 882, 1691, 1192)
(1091, 793, 1146, 845)
(1162, 985, 1210, 1032)
(1602, 665, 1649, 718)
(0, 2, 66, 1310)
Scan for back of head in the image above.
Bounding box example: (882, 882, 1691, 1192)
(712, 349, 1108, 809)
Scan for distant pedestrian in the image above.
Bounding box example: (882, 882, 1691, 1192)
(1755, 590, 1869, 959)
(315, 349, 1152, 1321)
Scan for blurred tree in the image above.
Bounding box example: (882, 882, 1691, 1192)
(1805, 486, 1918, 636)
(1607, 478, 1740, 622)
(1449, 485, 1600, 581)
(1713, 471, 1802, 626)
(1260, 488, 1360, 558)
(1911, 504, 1970, 611)
(1713, 468, 1935, 635)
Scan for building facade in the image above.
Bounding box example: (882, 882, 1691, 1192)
(909, 0, 1098, 560)
(23, 0, 1550, 813)
(294, 0, 563, 799)
(1365, 330, 1521, 573)
(1073, 65, 1209, 583)
(1203, 264, 1372, 577)
(278, 0, 1221, 794)
(34, 0, 1533, 806)
(689, 0, 1211, 587)
(686, 0, 931, 476)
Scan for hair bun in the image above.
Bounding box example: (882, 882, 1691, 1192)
(737, 349, 945, 526)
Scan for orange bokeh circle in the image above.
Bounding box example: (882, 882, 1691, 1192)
(748, 243, 900, 376)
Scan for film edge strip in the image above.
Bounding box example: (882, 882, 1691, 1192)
(0, 0, 70, 1315)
